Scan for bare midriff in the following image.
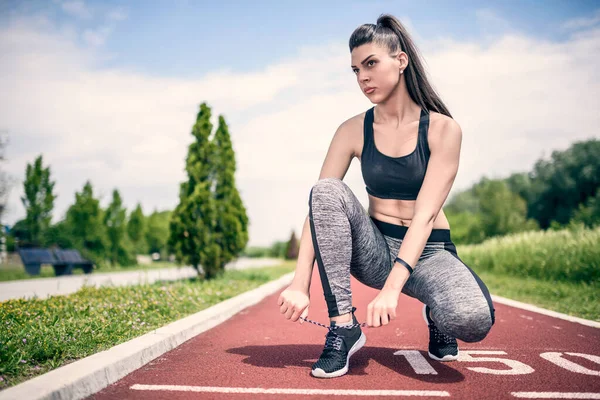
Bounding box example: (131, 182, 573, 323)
(367, 194, 451, 229)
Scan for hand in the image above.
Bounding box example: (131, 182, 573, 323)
(367, 288, 401, 327)
(277, 286, 310, 323)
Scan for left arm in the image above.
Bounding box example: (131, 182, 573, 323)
(384, 118, 463, 290)
(367, 118, 463, 327)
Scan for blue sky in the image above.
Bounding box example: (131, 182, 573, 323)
(1, 1, 599, 246)
(2, 0, 597, 77)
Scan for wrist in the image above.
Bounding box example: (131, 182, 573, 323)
(394, 257, 413, 274)
(290, 279, 310, 293)
(383, 264, 410, 291)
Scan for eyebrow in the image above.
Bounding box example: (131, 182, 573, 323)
(351, 54, 376, 68)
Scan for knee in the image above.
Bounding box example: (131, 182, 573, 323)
(309, 178, 347, 206)
(439, 307, 493, 343)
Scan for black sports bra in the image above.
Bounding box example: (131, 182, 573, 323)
(360, 106, 431, 200)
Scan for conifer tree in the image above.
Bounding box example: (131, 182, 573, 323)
(168, 103, 220, 278)
(64, 181, 108, 265)
(285, 230, 299, 259)
(212, 115, 249, 273)
(21, 155, 56, 247)
(127, 203, 147, 254)
(104, 189, 135, 266)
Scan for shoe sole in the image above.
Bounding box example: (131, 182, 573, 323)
(422, 304, 459, 362)
(428, 351, 459, 362)
(311, 332, 366, 378)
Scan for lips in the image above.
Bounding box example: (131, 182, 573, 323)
(364, 87, 375, 94)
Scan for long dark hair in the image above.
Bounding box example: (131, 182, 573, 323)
(349, 14, 452, 118)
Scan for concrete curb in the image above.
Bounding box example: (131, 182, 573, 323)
(0, 271, 295, 400)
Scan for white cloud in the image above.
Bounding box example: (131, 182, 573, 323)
(107, 8, 127, 22)
(61, 1, 92, 20)
(561, 9, 600, 31)
(1, 13, 599, 247)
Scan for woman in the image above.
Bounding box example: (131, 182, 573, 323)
(277, 13, 495, 379)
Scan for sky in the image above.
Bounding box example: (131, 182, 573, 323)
(1, 0, 599, 247)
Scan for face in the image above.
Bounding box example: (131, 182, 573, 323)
(351, 42, 407, 101)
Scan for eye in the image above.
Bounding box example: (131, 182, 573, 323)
(367, 60, 376, 66)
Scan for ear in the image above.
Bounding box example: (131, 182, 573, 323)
(398, 51, 408, 70)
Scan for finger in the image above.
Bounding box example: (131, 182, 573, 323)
(381, 311, 389, 326)
(277, 294, 283, 306)
(290, 307, 303, 322)
(390, 310, 397, 320)
(285, 304, 295, 319)
(374, 310, 382, 327)
(279, 303, 288, 314)
(300, 307, 309, 324)
(367, 305, 373, 327)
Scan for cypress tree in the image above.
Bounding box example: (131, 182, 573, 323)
(21, 155, 56, 247)
(168, 103, 220, 278)
(64, 181, 108, 266)
(127, 203, 148, 254)
(104, 189, 135, 266)
(212, 115, 249, 275)
(285, 230, 299, 259)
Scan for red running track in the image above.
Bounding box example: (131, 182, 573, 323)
(91, 267, 600, 400)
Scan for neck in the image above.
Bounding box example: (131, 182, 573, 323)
(374, 80, 419, 128)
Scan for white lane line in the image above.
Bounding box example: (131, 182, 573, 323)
(130, 384, 450, 396)
(491, 295, 600, 329)
(512, 392, 600, 399)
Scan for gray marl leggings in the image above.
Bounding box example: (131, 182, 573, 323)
(308, 178, 495, 343)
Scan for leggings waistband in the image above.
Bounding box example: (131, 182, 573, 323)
(370, 216, 452, 242)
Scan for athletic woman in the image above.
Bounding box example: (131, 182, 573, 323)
(277, 13, 495, 379)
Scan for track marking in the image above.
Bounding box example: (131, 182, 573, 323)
(130, 384, 450, 396)
(540, 352, 600, 376)
(512, 392, 600, 399)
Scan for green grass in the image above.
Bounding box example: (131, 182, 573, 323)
(0, 261, 183, 282)
(477, 270, 599, 321)
(456, 225, 599, 322)
(457, 225, 600, 283)
(0, 261, 294, 389)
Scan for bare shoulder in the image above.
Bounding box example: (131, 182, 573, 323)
(427, 111, 462, 149)
(337, 110, 367, 158)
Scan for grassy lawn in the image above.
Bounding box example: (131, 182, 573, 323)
(0, 261, 295, 389)
(0, 261, 184, 282)
(478, 270, 599, 322)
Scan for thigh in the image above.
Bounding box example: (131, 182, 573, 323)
(349, 217, 394, 290)
(405, 249, 493, 322)
(311, 178, 394, 289)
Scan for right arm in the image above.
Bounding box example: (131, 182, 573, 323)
(278, 118, 358, 321)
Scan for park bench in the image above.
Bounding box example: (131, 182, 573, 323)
(53, 249, 94, 275)
(17, 248, 94, 276)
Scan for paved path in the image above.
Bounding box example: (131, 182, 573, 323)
(0, 257, 282, 302)
(91, 267, 600, 400)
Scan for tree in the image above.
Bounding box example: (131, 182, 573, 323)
(0, 130, 14, 224)
(474, 178, 538, 238)
(64, 181, 108, 266)
(146, 209, 171, 258)
(571, 188, 600, 228)
(212, 114, 249, 274)
(20, 155, 56, 247)
(168, 102, 220, 278)
(285, 230, 299, 259)
(127, 203, 148, 254)
(529, 139, 600, 228)
(104, 189, 135, 266)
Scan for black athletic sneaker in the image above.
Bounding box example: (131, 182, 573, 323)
(423, 304, 459, 361)
(311, 307, 366, 378)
